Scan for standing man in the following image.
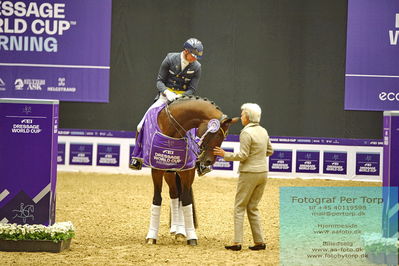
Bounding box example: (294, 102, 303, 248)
(130, 37, 204, 170)
(213, 103, 273, 251)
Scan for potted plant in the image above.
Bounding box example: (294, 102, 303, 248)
(384, 237, 399, 265)
(362, 233, 398, 265)
(0, 221, 75, 253)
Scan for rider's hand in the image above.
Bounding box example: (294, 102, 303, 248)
(164, 90, 177, 101)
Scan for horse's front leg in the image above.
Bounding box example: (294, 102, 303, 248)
(178, 169, 198, 245)
(146, 168, 164, 244)
(165, 172, 187, 237)
(164, 172, 186, 237)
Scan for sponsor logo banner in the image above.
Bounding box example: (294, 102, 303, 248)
(345, 0, 399, 110)
(296, 151, 320, 174)
(269, 149, 292, 173)
(59, 128, 135, 138)
(355, 152, 380, 176)
(323, 151, 347, 175)
(69, 143, 93, 165)
(57, 142, 65, 165)
(0, 0, 112, 102)
(269, 137, 382, 146)
(97, 144, 120, 167)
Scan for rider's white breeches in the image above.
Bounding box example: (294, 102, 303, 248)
(137, 94, 168, 132)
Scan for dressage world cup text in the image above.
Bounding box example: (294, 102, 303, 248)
(0, 1, 76, 52)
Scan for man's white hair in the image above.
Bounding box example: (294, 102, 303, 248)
(241, 103, 262, 123)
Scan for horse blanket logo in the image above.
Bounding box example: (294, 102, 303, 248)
(132, 104, 198, 170)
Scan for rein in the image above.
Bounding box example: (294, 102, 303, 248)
(165, 104, 200, 157)
(164, 104, 228, 156)
(165, 104, 190, 139)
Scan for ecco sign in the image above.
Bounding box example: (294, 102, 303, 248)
(379, 92, 399, 101)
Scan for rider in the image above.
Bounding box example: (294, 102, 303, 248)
(130, 38, 204, 170)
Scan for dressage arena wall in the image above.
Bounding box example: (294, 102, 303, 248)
(60, 0, 382, 140)
(57, 129, 383, 182)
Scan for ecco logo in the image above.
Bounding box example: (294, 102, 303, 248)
(379, 92, 399, 101)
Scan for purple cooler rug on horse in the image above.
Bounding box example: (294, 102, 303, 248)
(132, 104, 198, 170)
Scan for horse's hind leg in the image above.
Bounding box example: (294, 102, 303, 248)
(179, 169, 198, 245)
(165, 172, 186, 237)
(146, 169, 164, 244)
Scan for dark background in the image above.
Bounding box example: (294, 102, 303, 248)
(59, 0, 382, 139)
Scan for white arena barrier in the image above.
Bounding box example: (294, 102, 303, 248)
(57, 129, 382, 182)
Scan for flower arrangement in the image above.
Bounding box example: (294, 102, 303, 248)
(361, 232, 398, 254)
(361, 232, 398, 264)
(0, 221, 75, 243)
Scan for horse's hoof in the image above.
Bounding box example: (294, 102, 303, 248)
(145, 238, 157, 244)
(187, 239, 198, 246)
(170, 231, 176, 236)
(175, 233, 186, 241)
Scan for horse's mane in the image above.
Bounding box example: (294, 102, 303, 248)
(169, 95, 221, 110)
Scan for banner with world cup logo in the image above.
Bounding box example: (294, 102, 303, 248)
(0, 0, 112, 102)
(345, 0, 399, 110)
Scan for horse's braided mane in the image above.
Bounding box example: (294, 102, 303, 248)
(169, 95, 221, 110)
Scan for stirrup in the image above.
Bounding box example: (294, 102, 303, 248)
(197, 164, 211, 176)
(129, 157, 143, 170)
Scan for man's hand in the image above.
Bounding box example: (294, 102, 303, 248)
(164, 90, 177, 101)
(213, 146, 225, 157)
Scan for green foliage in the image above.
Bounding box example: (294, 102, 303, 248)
(362, 233, 398, 255)
(0, 222, 75, 243)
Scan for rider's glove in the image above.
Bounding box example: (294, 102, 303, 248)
(164, 90, 178, 102)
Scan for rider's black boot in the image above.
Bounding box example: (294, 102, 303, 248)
(129, 157, 143, 170)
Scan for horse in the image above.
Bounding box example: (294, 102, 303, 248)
(135, 95, 238, 246)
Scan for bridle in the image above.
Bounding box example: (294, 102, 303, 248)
(164, 104, 228, 158)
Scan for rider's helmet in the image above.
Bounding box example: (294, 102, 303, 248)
(183, 38, 204, 59)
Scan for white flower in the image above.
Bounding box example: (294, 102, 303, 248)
(362, 232, 398, 253)
(0, 221, 75, 241)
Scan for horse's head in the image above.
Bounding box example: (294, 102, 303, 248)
(162, 96, 239, 167)
(197, 116, 240, 166)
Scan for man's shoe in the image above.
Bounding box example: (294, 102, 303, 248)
(224, 244, 242, 251)
(129, 158, 143, 170)
(249, 243, 266, 250)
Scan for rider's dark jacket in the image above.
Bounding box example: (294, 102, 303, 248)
(155, 52, 201, 100)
